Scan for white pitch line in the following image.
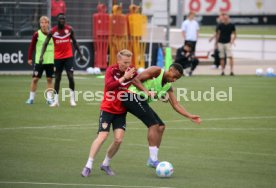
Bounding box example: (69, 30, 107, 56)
(30, 136, 73, 142)
(230, 151, 276, 157)
(0, 116, 276, 131)
(0, 181, 175, 188)
(126, 143, 178, 149)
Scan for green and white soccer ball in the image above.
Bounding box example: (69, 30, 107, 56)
(156, 161, 174, 178)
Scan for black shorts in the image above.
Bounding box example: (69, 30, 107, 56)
(97, 110, 127, 133)
(54, 57, 74, 73)
(32, 64, 54, 78)
(122, 92, 165, 128)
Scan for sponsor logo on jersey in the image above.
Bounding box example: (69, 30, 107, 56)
(55, 39, 70, 44)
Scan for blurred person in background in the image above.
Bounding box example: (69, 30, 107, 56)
(209, 13, 227, 69)
(174, 43, 199, 76)
(216, 13, 236, 76)
(39, 13, 84, 107)
(51, 0, 67, 23)
(181, 11, 200, 55)
(26, 16, 54, 105)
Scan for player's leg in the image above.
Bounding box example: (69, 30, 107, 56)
(146, 107, 167, 168)
(64, 57, 76, 106)
(45, 64, 54, 104)
(50, 59, 63, 107)
(122, 93, 160, 167)
(151, 109, 166, 148)
(100, 113, 126, 175)
(227, 43, 234, 75)
(26, 64, 43, 104)
(81, 111, 113, 177)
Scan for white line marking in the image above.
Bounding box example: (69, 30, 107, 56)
(0, 181, 175, 188)
(0, 116, 276, 131)
(230, 151, 276, 157)
(126, 144, 178, 149)
(30, 136, 73, 142)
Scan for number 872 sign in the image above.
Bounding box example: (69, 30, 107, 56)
(187, 0, 231, 14)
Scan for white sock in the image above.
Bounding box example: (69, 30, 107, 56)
(29, 91, 35, 100)
(54, 94, 59, 103)
(102, 155, 111, 166)
(70, 90, 75, 102)
(149, 146, 158, 161)
(47, 90, 52, 101)
(85, 157, 94, 169)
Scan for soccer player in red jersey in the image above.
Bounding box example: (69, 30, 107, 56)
(81, 49, 149, 177)
(39, 13, 84, 107)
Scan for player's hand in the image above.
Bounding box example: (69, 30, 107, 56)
(124, 67, 136, 80)
(147, 90, 156, 98)
(160, 93, 169, 103)
(80, 55, 86, 62)
(189, 115, 201, 124)
(28, 60, 32, 65)
(39, 57, 43, 64)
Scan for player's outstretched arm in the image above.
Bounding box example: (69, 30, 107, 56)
(167, 88, 201, 124)
(39, 33, 52, 64)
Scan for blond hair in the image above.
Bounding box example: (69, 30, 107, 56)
(40, 16, 50, 23)
(117, 49, 133, 59)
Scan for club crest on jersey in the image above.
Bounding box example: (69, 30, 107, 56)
(53, 32, 59, 36)
(102, 122, 108, 129)
(65, 29, 69, 34)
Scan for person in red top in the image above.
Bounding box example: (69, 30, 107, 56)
(51, 0, 66, 18)
(81, 49, 149, 177)
(39, 13, 84, 107)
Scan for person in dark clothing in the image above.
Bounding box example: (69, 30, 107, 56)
(216, 13, 237, 76)
(174, 43, 199, 76)
(209, 13, 226, 69)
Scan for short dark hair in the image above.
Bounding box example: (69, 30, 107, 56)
(170, 63, 183, 75)
(57, 13, 66, 20)
(184, 42, 192, 48)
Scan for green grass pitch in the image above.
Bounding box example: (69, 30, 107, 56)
(0, 75, 276, 188)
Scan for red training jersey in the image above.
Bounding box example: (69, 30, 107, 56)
(50, 25, 73, 59)
(51, 0, 66, 17)
(28, 32, 39, 60)
(100, 64, 137, 114)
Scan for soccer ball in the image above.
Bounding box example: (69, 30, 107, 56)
(255, 68, 263, 76)
(156, 161, 174, 178)
(94, 67, 102, 74)
(86, 67, 95, 74)
(266, 67, 274, 75)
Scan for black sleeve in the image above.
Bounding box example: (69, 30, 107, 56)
(215, 24, 220, 32)
(232, 24, 236, 32)
(175, 48, 187, 63)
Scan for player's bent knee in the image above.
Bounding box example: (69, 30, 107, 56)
(33, 77, 39, 83)
(159, 125, 165, 133)
(114, 137, 123, 145)
(46, 77, 52, 82)
(97, 132, 109, 141)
